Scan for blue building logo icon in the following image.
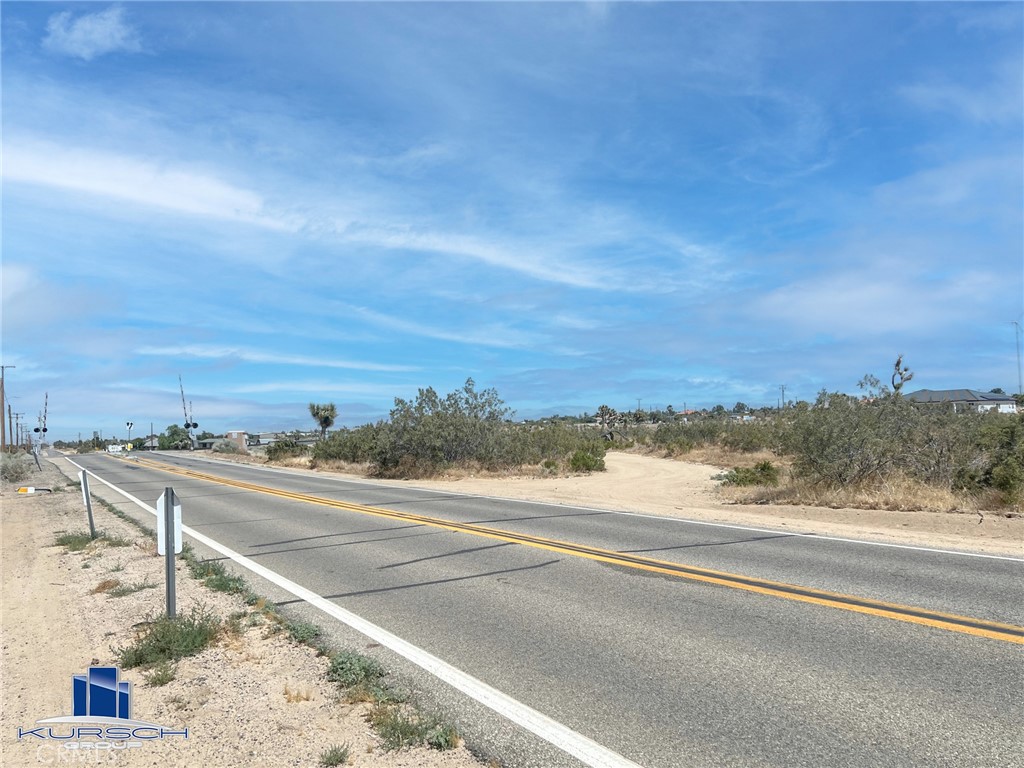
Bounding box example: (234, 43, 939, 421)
(73, 666, 132, 720)
(17, 665, 188, 742)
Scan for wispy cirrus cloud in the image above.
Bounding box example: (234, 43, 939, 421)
(227, 380, 408, 397)
(898, 57, 1023, 125)
(753, 267, 1000, 339)
(338, 303, 540, 350)
(3, 139, 300, 232)
(135, 345, 418, 373)
(42, 6, 142, 61)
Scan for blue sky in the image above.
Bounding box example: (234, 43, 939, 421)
(2, 2, 1022, 442)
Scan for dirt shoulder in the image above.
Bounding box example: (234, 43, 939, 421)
(0, 459, 487, 768)
(406, 452, 1024, 558)
(223, 450, 1022, 558)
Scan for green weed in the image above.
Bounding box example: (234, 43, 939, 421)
(116, 605, 221, 668)
(318, 743, 351, 767)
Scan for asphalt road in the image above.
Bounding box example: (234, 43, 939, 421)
(62, 452, 1024, 768)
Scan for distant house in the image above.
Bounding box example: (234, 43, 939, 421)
(247, 431, 319, 448)
(224, 430, 249, 451)
(247, 432, 285, 447)
(907, 389, 1019, 414)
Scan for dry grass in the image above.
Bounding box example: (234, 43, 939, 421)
(92, 578, 121, 594)
(307, 458, 369, 475)
(684, 446, 782, 470)
(284, 681, 313, 703)
(720, 472, 979, 514)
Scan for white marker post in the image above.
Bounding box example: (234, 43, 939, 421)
(78, 471, 97, 540)
(156, 488, 182, 618)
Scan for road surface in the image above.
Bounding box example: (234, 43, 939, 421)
(62, 451, 1024, 768)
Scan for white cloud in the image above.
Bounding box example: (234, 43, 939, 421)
(339, 303, 538, 349)
(3, 139, 299, 232)
(898, 57, 1023, 125)
(227, 380, 405, 397)
(134, 345, 418, 373)
(340, 226, 613, 291)
(754, 268, 1000, 339)
(42, 6, 142, 61)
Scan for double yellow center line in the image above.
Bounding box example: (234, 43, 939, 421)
(123, 455, 1024, 644)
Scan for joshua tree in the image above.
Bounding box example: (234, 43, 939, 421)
(309, 402, 337, 440)
(891, 354, 914, 396)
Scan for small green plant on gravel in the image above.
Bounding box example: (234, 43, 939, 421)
(116, 605, 221, 669)
(57, 530, 136, 552)
(327, 650, 385, 689)
(55, 531, 96, 551)
(186, 556, 248, 594)
(319, 743, 351, 767)
(285, 619, 322, 645)
(143, 661, 176, 687)
(108, 579, 156, 598)
(368, 705, 460, 751)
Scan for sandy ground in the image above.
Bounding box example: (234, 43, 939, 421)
(0, 459, 487, 768)
(2, 451, 1020, 768)
(403, 452, 1024, 558)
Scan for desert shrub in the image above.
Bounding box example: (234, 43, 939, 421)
(720, 418, 785, 454)
(784, 392, 917, 487)
(313, 383, 609, 477)
(977, 412, 1024, 504)
(266, 438, 308, 461)
(650, 419, 723, 451)
(509, 423, 607, 468)
(213, 441, 242, 454)
(0, 454, 30, 483)
(568, 449, 605, 473)
(719, 460, 780, 487)
(311, 422, 385, 464)
(374, 379, 512, 474)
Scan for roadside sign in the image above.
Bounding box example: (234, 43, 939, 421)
(156, 490, 182, 555)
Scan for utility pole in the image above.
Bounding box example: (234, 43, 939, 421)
(779, 384, 787, 410)
(0, 365, 13, 454)
(13, 413, 24, 448)
(1013, 321, 1023, 396)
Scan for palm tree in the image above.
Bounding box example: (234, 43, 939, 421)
(309, 403, 337, 441)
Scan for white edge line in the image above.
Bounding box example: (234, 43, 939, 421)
(62, 457, 643, 768)
(150, 452, 1024, 563)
